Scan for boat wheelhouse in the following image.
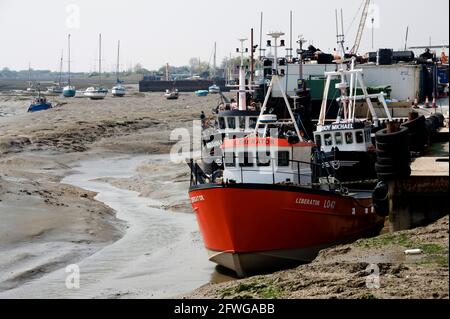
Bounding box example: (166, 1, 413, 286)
(221, 137, 314, 185)
(314, 57, 393, 182)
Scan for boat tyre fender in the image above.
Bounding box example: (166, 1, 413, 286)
(375, 127, 409, 144)
(401, 115, 426, 132)
(372, 181, 389, 217)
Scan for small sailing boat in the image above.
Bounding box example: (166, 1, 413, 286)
(28, 87, 52, 113)
(85, 34, 108, 100)
(208, 42, 221, 94)
(63, 34, 76, 97)
(112, 40, 126, 97)
(47, 51, 64, 95)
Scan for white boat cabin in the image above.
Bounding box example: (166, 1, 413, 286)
(314, 122, 374, 153)
(221, 137, 314, 185)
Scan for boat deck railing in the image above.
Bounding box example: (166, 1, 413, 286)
(188, 156, 335, 188)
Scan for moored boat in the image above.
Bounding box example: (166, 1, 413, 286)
(208, 84, 220, 94)
(85, 87, 108, 100)
(195, 90, 209, 97)
(165, 89, 179, 100)
(28, 92, 52, 113)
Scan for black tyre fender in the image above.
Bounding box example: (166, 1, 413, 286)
(401, 115, 426, 132)
(375, 127, 409, 144)
(376, 141, 409, 152)
(372, 181, 389, 217)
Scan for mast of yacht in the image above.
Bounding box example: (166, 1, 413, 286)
(67, 34, 71, 87)
(116, 40, 121, 84)
(28, 63, 32, 88)
(58, 50, 63, 86)
(99, 33, 102, 87)
(213, 42, 217, 79)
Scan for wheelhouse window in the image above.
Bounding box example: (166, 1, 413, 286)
(356, 131, 364, 144)
(345, 132, 354, 144)
(238, 152, 254, 167)
(249, 117, 258, 129)
(218, 117, 226, 130)
(224, 152, 236, 167)
(227, 117, 236, 130)
(277, 151, 290, 167)
(239, 117, 246, 129)
(315, 135, 322, 146)
(335, 132, 343, 145)
(257, 151, 271, 167)
(324, 134, 333, 146)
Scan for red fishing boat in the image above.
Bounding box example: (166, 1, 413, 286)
(189, 136, 385, 277)
(187, 32, 385, 277)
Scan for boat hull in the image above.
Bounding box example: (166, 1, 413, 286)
(63, 89, 76, 98)
(84, 91, 108, 100)
(28, 103, 52, 113)
(189, 184, 385, 277)
(112, 87, 126, 97)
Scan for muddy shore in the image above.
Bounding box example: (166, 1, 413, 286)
(0, 90, 218, 297)
(0, 90, 448, 299)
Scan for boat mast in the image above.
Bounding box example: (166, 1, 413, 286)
(213, 42, 217, 79)
(67, 34, 71, 87)
(59, 50, 63, 86)
(116, 40, 120, 83)
(99, 33, 102, 86)
(28, 63, 32, 88)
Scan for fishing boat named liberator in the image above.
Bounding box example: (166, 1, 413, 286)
(188, 33, 385, 277)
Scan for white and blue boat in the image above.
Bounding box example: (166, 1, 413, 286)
(63, 34, 76, 98)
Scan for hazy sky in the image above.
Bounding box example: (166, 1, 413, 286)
(0, 0, 448, 72)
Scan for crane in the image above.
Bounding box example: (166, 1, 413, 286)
(351, 0, 371, 55)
